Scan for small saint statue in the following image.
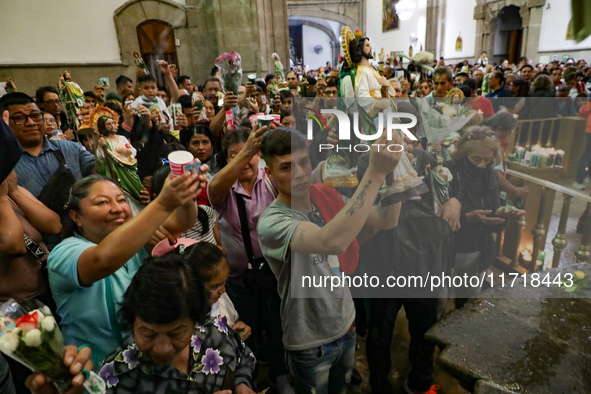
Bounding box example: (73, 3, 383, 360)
(426, 155, 453, 213)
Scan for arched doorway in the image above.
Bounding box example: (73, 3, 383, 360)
(136, 20, 179, 87)
(288, 16, 342, 70)
(490, 6, 523, 65)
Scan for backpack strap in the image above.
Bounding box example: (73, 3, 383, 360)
(49, 141, 68, 167)
(23, 233, 48, 265)
(235, 192, 255, 265)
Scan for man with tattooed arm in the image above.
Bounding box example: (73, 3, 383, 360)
(257, 127, 402, 394)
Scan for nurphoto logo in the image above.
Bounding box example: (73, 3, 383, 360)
(305, 108, 418, 153)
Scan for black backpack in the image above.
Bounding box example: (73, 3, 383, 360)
(37, 144, 77, 217)
(394, 199, 455, 276)
(356, 199, 455, 298)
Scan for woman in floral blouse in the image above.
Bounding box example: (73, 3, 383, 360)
(98, 250, 256, 394)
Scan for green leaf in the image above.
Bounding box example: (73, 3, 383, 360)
(193, 363, 204, 372)
(565, 285, 578, 293)
(114, 352, 125, 362)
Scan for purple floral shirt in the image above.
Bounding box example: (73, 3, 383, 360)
(99, 316, 256, 394)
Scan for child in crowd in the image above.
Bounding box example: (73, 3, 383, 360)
(133, 74, 173, 130)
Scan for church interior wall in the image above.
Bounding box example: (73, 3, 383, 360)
(0, 0, 126, 66)
(440, 0, 477, 64)
(533, 1, 591, 63)
(302, 25, 334, 69)
(0, 0, 187, 96)
(365, 0, 428, 62)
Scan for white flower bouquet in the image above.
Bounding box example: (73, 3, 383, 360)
(0, 299, 74, 392)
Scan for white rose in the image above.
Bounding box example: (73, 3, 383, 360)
(41, 316, 56, 332)
(23, 329, 42, 347)
(0, 332, 20, 354)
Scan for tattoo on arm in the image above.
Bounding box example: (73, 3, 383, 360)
(298, 229, 305, 243)
(376, 201, 389, 219)
(346, 180, 372, 215)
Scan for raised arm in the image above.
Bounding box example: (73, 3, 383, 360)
(0, 180, 26, 257)
(290, 132, 402, 255)
(158, 60, 181, 104)
(208, 127, 266, 206)
(76, 171, 206, 286)
(6, 171, 61, 235)
(210, 92, 238, 138)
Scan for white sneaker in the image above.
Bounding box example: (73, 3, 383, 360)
(573, 181, 586, 190)
(270, 374, 295, 394)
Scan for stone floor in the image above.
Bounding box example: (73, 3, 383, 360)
(347, 304, 469, 394)
(343, 176, 589, 394)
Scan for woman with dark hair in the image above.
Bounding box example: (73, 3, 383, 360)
(183, 125, 220, 180)
(98, 248, 256, 394)
(48, 170, 206, 367)
(203, 99, 216, 121)
(416, 79, 433, 98)
(446, 127, 524, 305)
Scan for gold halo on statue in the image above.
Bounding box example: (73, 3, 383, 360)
(341, 26, 355, 67)
(446, 88, 465, 98)
(89, 106, 120, 132)
(76, 124, 95, 135)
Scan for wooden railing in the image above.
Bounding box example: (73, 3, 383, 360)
(497, 169, 591, 273)
(513, 118, 560, 150)
(507, 116, 586, 179)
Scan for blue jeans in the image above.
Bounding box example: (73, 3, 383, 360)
(576, 133, 591, 182)
(287, 328, 356, 394)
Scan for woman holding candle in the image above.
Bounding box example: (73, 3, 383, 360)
(483, 113, 529, 200)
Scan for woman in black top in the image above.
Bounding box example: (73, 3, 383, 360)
(447, 126, 524, 303)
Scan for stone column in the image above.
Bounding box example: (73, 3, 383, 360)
(437, 0, 447, 60)
(521, 0, 545, 61)
(256, 0, 290, 77)
(425, 0, 439, 55)
(177, 0, 288, 84)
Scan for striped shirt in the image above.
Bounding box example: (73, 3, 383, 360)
(181, 205, 217, 244)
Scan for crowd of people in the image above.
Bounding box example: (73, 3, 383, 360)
(0, 41, 588, 394)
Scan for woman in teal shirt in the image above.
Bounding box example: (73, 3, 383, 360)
(48, 168, 207, 367)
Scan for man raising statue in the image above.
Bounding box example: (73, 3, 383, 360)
(323, 26, 426, 202)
